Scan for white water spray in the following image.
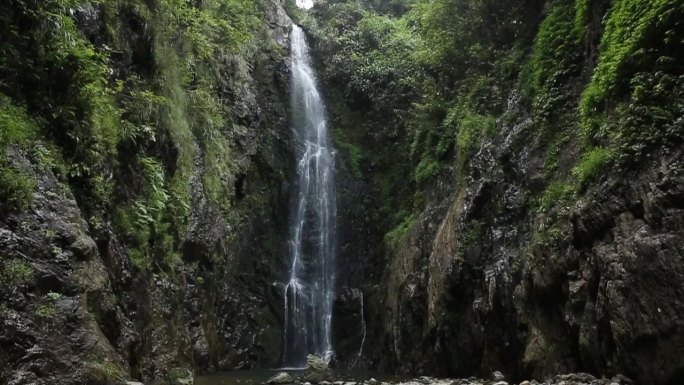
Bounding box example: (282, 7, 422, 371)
(282, 23, 337, 367)
(296, 0, 314, 9)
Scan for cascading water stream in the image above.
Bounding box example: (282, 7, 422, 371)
(352, 290, 366, 368)
(282, 21, 337, 368)
(295, 0, 314, 9)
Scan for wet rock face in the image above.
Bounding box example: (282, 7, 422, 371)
(332, 287, 366, 367)
(365, 86, 684, 384)
(0, 153, 127, 385)
(0, 0, 293, 383)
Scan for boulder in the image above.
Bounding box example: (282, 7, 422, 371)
(492, 372, 505, 382)
(267, 372, 295, 384)
(302, 354, 331, 383)
(70, 235, 98, 260)
(167, 368, 194, 385)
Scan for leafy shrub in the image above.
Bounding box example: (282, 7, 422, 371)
(0, 259, 34, 287)
(385, 212, 418, 247)
(0, 166, 35, 211)
(539, 181, 575, 211)
(572, 146, 613, 187)
(580, 0, 682, 142)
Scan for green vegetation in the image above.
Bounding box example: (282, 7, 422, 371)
(572, 147, 613, 187)
(84, 356, 126, 382)
(385, 211, 418, 247)
(580, 0, 682, 141)
(0, 0, 279, 271)
(0, 259, 34, 288)
(0, 95, 39, 211)
(539, 182, 575, 212)
(460, 219, 483, 258)
(308, 0, 683, 247)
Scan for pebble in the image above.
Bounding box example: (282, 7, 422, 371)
(492, 372, 505, 381)
(493, 381, 508, 385)
(333, 382, 344, 385)
(369, 379, 378, 385)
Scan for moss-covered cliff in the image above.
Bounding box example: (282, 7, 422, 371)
(300, 0, 683, 383)
(1, 0, 294, 383)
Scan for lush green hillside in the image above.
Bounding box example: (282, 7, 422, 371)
(300, 0, 684, 383)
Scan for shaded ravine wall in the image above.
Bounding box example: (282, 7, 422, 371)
(0, 0, 296, 383)
(301, 0, 684, 384)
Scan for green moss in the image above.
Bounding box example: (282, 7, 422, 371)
(0, 94, 39, 210)
(35, 300, 57, 318)
(0, 259, 34, 288)
(539, 181, 575, 212)
(0, 166, 35, 211)
(531, 224, 565, 249)
(580, 0, 681, 142)
(333, 129, 366, 179)
(572, 146, 613, 187)
(460, 219, 483, 257)
(84, 356, 126, 382)
(0, 94, 38, 148)
(414, 158, 440, 185)
(385, 211, 418, 247)
(454, 111, 496, 167)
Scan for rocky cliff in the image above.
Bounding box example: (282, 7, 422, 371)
(301, 0, 684, 384)
(1, 0, 295, 383)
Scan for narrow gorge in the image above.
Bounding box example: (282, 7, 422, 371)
(0, 0, 683, 385)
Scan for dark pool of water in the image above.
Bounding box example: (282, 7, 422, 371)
(195, 369, 411, 385)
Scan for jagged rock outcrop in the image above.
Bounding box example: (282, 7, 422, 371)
(371, 92, 684, 384)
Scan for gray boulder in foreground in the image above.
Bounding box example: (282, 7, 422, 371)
(267, 372, 295, 384)
(302, 354, 332, 383)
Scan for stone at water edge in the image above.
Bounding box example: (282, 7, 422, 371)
(267, 372, 295, 384)
(518, 381, 531, 385)
(368, 379, 378, 385)
(333, 381, 344, 385)
(167, 367, 194, 385)
(320, 381, 332, 385)
(492, 372, 505, 382)
(125, 382, 144, 385)
(492, 382, 508, 385)
(302, 354, 332, 383)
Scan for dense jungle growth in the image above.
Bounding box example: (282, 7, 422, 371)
(1, 0, 683, 384)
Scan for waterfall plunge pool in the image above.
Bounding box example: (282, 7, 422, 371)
(195, 370, 414, 385)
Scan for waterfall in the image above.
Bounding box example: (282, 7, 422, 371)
(282, 23, 337, 368)
(352, 290, 366, 368)
(296, 0, 314, 9)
